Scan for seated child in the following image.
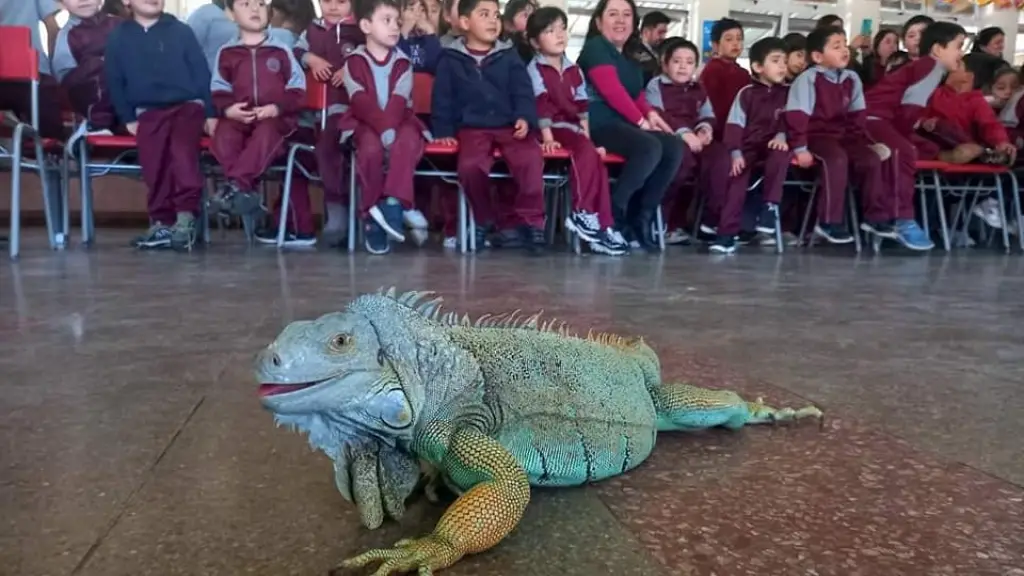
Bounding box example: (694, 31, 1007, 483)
(525, 6, 627, 256)
(0, 0, 64, 138)
(716, 37, 793, 254)
(431, 0, 546, 253)
(646, 37, 730, 243)
(294, 0, 365, 245)
(698, 18, 751, 136)
(984, 65, 1019, 112)
(338, 0, 430, 254)
(209, 0, 306, 219)
(864, 21, 965, 250)
(501, 0, 536, 61)
(268, 0, 317, 46)
(398, 0, 442, 73)
(786, 26, 880, 246)
(52, 0, 123, 132)
(782, 32, 806, 83)
(885, 15, 934, 72)
(105, 0, 217, 250)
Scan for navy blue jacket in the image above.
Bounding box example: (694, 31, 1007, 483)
(430, 38, 538, 139)
(104, 13, 215, 123)
(397, 34, 442, 74)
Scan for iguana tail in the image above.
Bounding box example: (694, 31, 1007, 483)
(653, 382, 823, 431)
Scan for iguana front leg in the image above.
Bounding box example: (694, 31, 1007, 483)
(334, 441, 421, 529)
(338, 426, 530, 575)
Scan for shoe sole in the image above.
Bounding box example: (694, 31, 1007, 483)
(859, 223, 900, 240)
(135, 239, 170, 249)
(564, 217, 601, 243)
(895, 236, 934, 251)
(708, 245, 736, 254)
(229, 193, 265, 216)
(255, 235, 317, 247)
(369, 206, 407, 243)
(814, 228, 855, 244)
(408, 228, 429, 246)
(588, 241, 627, 256)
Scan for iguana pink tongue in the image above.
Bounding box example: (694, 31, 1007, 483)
(258, 383, 315, 397)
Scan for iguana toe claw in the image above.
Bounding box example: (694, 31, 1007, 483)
(339, 534, 455, 576)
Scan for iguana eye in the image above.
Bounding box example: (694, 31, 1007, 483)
(328, 334, 351, 351)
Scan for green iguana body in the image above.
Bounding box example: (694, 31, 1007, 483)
(256, 288, 822, 575)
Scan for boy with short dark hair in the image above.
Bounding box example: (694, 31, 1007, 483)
(338, 0, 430, 254)
(208, 0, 306, 221)
(782, 32, 806, 82)
(864, 21, 965, 250)
(52, 0, 123, 132)
(431, 0, 546, 253)
(699, 18, 750, 136)
(105, 0, 217, 250)
(293, 0, 365, 245)
(784, 26, 882, 246)
(715, 37, 792, 254)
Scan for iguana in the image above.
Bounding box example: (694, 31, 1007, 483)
(255, 288, 823, 575)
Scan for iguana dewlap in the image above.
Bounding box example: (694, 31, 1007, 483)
(256, 288, 823, 575)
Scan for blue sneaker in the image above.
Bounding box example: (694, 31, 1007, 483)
(368, 198, 406, 242)
(894, 219, 934, 251)
(364, 218, 390, 254)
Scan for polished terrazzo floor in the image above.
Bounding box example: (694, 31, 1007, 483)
(2, 230, 1023, 576)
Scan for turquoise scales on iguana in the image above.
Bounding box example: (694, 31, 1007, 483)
(255, 288, 823, 575)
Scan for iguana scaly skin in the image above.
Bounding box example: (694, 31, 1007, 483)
(255, 288, 823, 575)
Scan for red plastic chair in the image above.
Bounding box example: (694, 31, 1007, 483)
(0, 25, 66, 259)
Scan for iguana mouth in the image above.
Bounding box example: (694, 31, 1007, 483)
(258, 381, 325, 397)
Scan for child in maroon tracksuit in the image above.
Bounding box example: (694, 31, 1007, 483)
(716, 37, 792, 254)
(784, 26, 877, 247)
(525, 7, 626, 256)
(293, 0, 364, 245)
(51, 3, 123, 132)
(864, 21, 966, 251)
(699, 18, 751, 138)
(338, 0, 430, 255)
(209, 0, 307, 231)
(646, 38, 730, 242)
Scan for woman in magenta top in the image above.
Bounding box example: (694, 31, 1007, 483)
(576, 0, 683, 253)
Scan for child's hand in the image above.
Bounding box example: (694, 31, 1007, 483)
(434, 137, 458, 147)
(540, 138, 561, 154)
(513, 118, 528, 139)
(996, 141, 1018, 164)
(681, 131, 703, 153)
(253, 104, 279, 120)
(204, 118, 218, 136)
(869, 143, 891, 161)
(730, 155, 746, 177)
(226, 102, 256, 123)
(125, 121, 138, 136)
(697, 127, 712, 145)
(794, 150, 814, 168)
(596, 146, 606, 158)
(330, 68, 346, 87)
(646, 110, 673, 133)
(767, 137, 788, 151)
(920, 117, 938, 132)
(304, 53, 333, 81)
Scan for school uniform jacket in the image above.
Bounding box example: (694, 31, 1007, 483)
(211, 35, 306, 128)
(337, 46, 430, 145)
(722, 79, 789, 159)
(644, 75, 714, 137)
(294, 18, 365, 116)
(864, 56, 946, 136)
(784, 65, 870, 153)
(525, 54, 588, 133)
(925, 84, 1008, 148)
(698, 57, 751, 134)
(51, 13, 123, 128)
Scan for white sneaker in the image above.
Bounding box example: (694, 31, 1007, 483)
(972, 198, 1004, 229)
(403, 209, 429, 230)
(665, 228, 691, 245)
(442, 236, 458, 249)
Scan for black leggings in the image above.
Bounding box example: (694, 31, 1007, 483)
(591, 120, 685, 225)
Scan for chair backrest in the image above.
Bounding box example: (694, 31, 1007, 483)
(0, 26, 40, 82)
(412, 73, 433, 115)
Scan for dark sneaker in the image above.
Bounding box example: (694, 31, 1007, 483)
(814, 223, 854, 244)
(756, 203, 779, 235)
(709, 234, 736, 254)
(630, 220, 661, 254)
(319, 226, 347, 248)
(369, 198, 406, 242)
(210, 183, 263, 217)
(491, 227, 522, 249)
(364, 219, 390, 254)
(518, 225, 546, 254)
(664, 228, 691, 245)
(133, 223, 172, 249)
(255, 227, 317, 247)
(893, 218, 934, 250)
(565, 211, 601, 242)
(696, 223, 717, 243)
(588, 228, 628, 256)
(737, 230, 759, 245)
(860, 220, 898, 239)
(169, 214, 197, 251)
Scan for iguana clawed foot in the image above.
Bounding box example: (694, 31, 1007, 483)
(335, 533, 460, 576)
(747, 397, 824, 426)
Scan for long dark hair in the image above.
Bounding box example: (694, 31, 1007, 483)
(211, 0, 227, 8)
(972, 26, 1004, 54)
(585, 0, 640, 41)
(270, 0, 317, 32)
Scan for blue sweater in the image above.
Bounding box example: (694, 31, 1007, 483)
(430, 38, 538, 139)
(104, 14, 215, 123)
(397, 34, 442, 74)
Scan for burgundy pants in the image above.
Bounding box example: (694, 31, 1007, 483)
(554, 128, 613, 228)
(211, 117, 294, 190)
(316, 120, 348, 204)
(270, 127, 316, 236)
(866, 120, 917, 222)
(354, 120, 424, 215)
(717, 148, 791, 235)
(806, 135, 881, 224)
(0, 75, 64, 139)
(664, 141, 730, 229)
(457, 127, 545, 229)
(136, 103, 206, 223)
